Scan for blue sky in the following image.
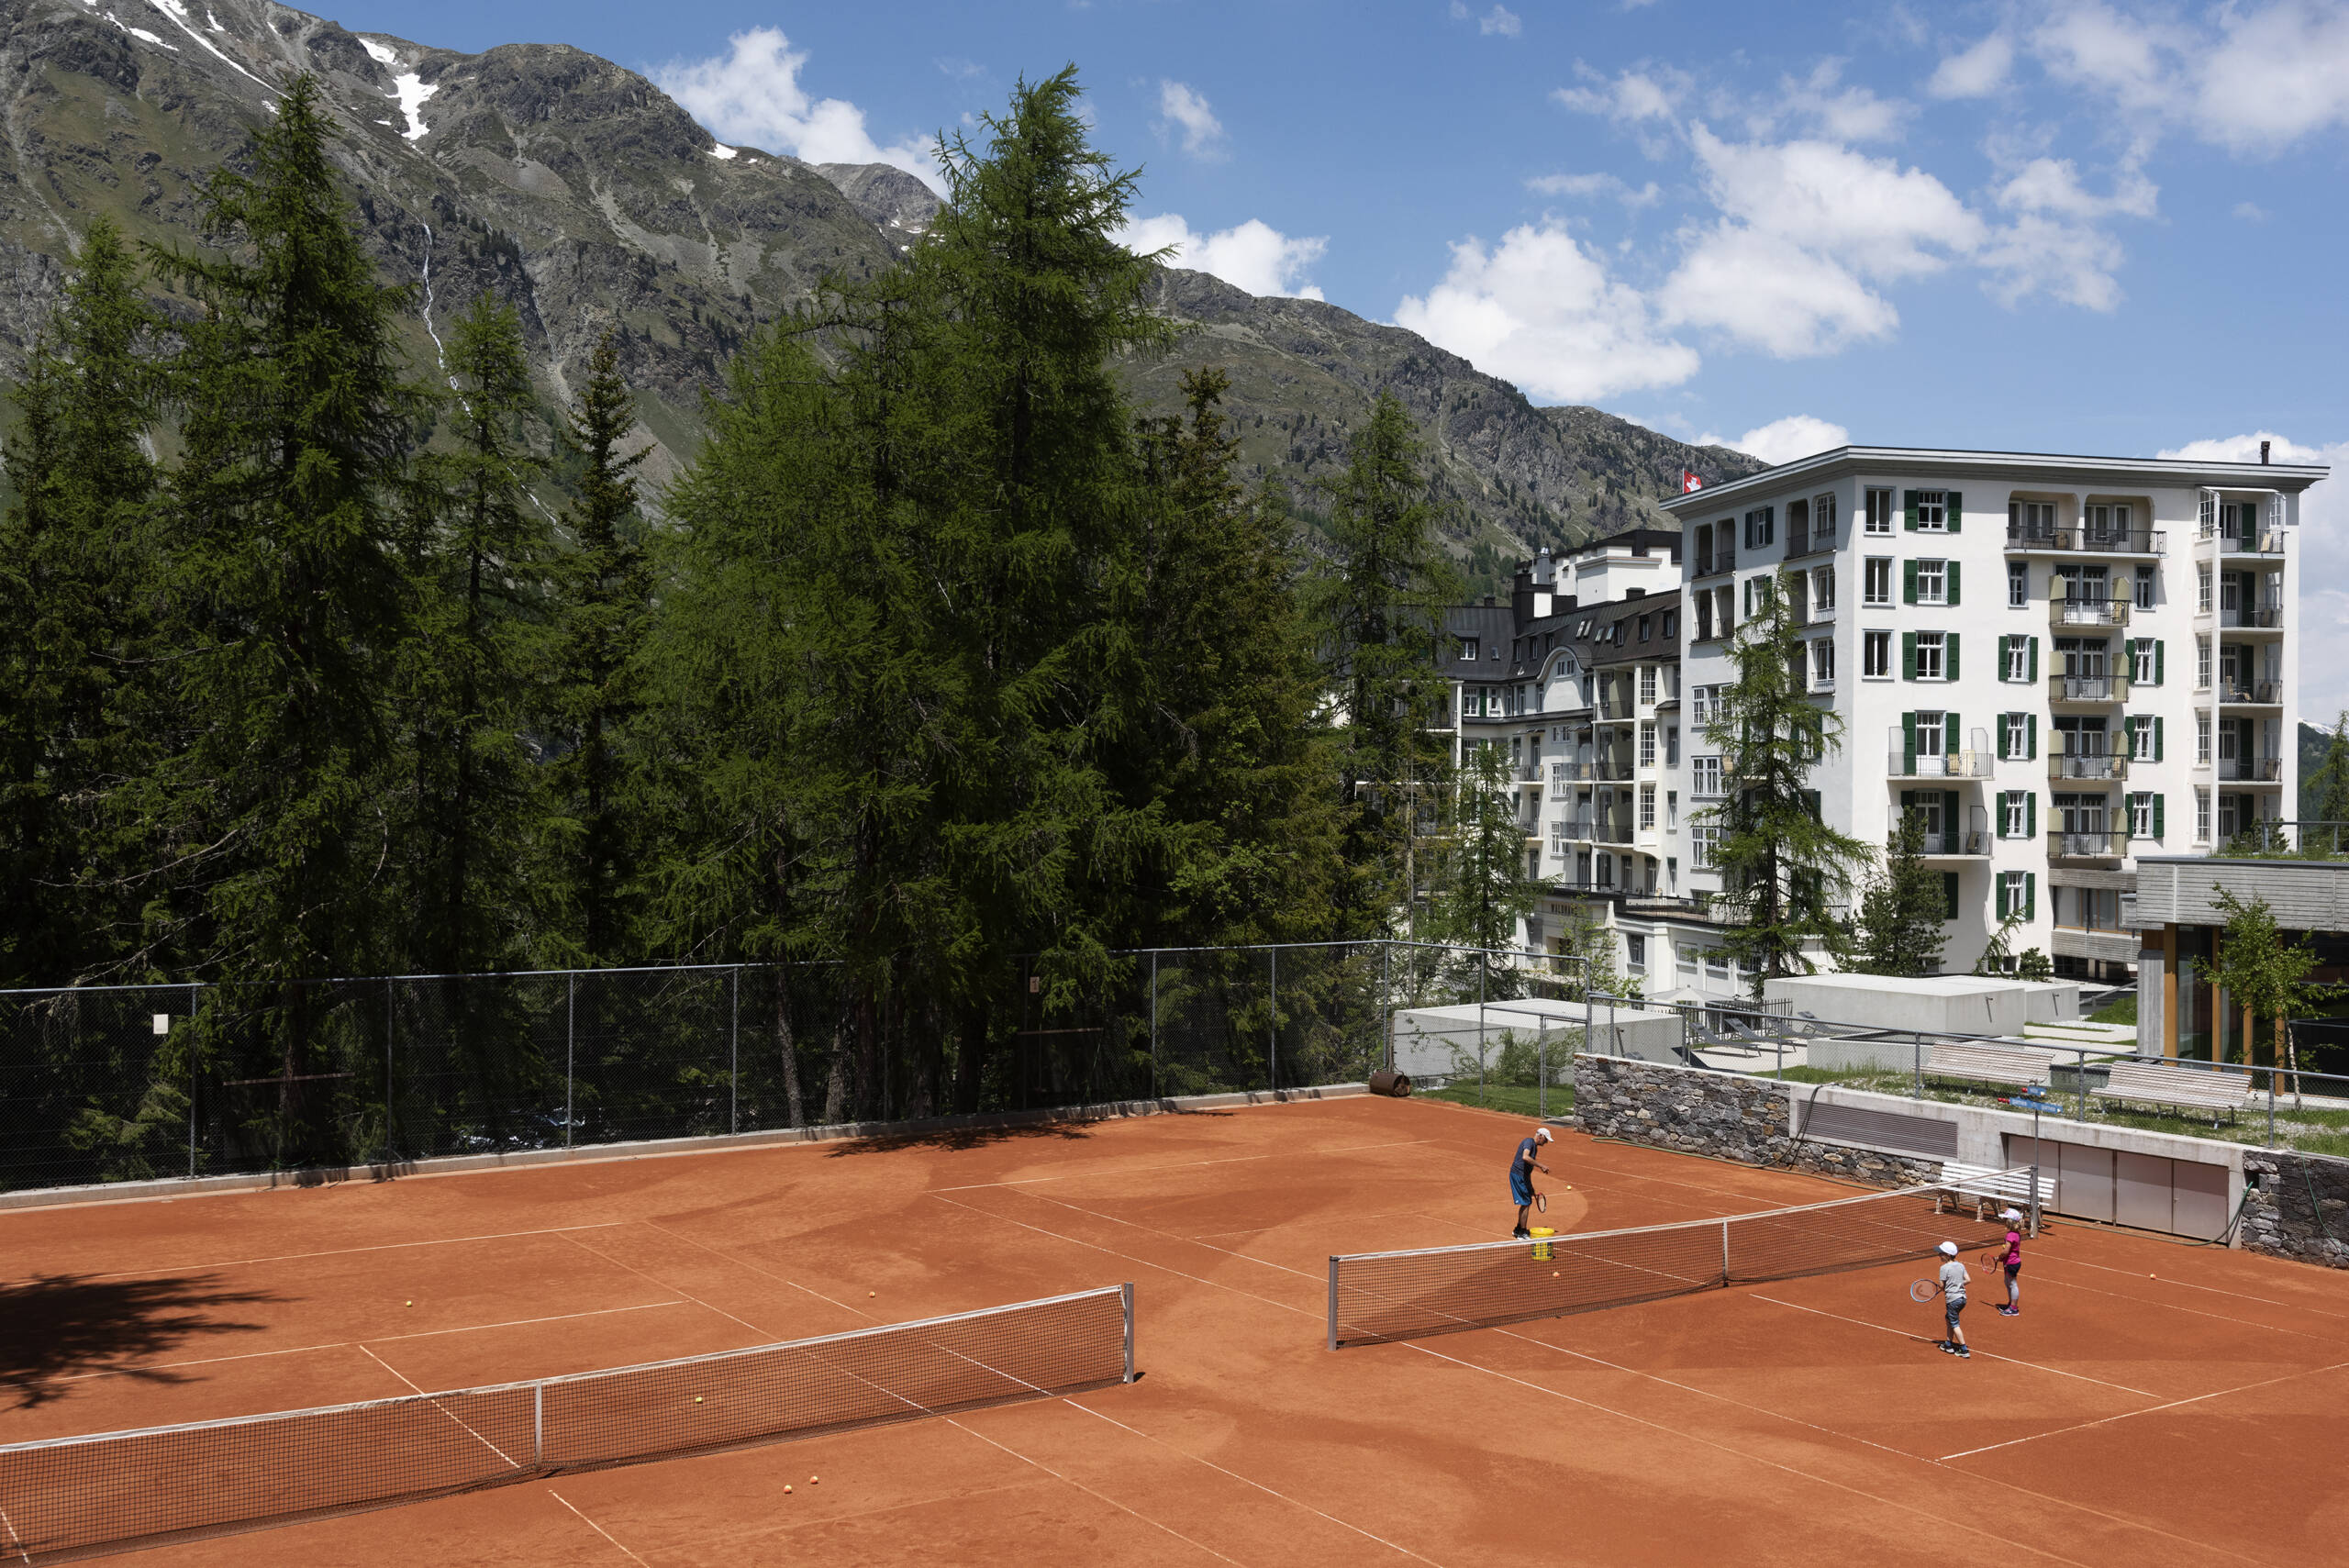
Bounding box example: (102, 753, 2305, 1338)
(349, 0, 2349, 718)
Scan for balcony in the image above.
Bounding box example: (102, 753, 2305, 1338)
(2047, 673, 2129, 704)
(1591, 819, 1634, 845)
(2050, 830, 2129, 860)
(1692, 547, 1736, 577)
(1907, 829, 1990, 857)
(1785, 525, 1834, 560)
(2220, 605, 2286, 631)
(2048, 751, 2128, 782)
(1888, 750, 1994, 779)
(2007, 525, 2165, 556)
(1598, 693, 1634, 720)
(2201, 528, 2286, 556)
(2217, 756, 2283, 783)
(2050, 594, 2130, 628)
(2219, 681, 2284, 707)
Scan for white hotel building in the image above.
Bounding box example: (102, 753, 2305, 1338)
(1442, 447, 2325, 1000)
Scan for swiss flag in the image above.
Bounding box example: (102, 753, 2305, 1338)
(1681, 470, 1703, 494)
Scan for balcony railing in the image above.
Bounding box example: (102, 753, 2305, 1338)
(1907, 829, 1989, 856)
(2008, 526, 2165, 555)
(2203, 528, 2286, 555)
(2221, 605, 2286, 629)
(1785, 525, 1834, 560)
(1693, 548, 1736, 577)
(1598, 694, 1634, 719)
(2047, 673, 2128, 703)
(1888, 750, 1994, 779)
(2051, 594, 2130, 627)
(2217, 756, 2284, 782)
(2219, 681, 2283, 706)
(2049, 751, 2128, 781)
(1591, 820, 1634, 845)
(2051, 830, 2128, 859)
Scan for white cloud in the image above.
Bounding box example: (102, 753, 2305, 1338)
(2196, 0, 2349, 152)
(1661, 228, 1898, 356)
(1784, 60, 1910, 142)
(1524, 172, 1662, 207)
(2160, 431, 2349, 728)
(1697, 415, 1853, 467)
(1450, 2, 1523, 36)
(1118, 214, 1326, 299)
(2035, 3, 2179, 117)
(656, 28, 940, 189)
(1392, 221, 1700, 403)
(1552, 62, 1688, 124)
(2235, 201, 2270, 221)
(1156, 81, 1226, 158)
(1974, 157, 2155, 310)
(1929, 32, 2013, 98)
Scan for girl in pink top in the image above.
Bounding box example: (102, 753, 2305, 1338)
(1996, 1208, 2024, 1317)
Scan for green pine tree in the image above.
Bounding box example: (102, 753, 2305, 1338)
(0, 217, 163, 985)
(1428, 740, 1539, 996)
(2308, 712, 2349, 856)
(1846, 807, 1948, 976)
(1699, 573, 1871, 994)
(543, 330, 652, 966)
(1311, 391, 1464, 939)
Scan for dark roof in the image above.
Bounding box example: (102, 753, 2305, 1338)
(1567, 527, 1682, 561)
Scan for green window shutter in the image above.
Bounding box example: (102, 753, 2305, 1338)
(1904, 489, 1920, 530)
(1997, 874, 2010, 918)
(1946, 491, 1962, 533)
(2029, 637, 2040, 682)
(2026, 713, 2038, 760)
(2154, 795, 2165, 839)
(2154, 639, 2165, 684)
(1901, 789, 1917, 810)
(2026, 792, 2036, 838)
(1947, 561, 1962, 606)
(1904, 561, 1919, 604)
(1944, 791, 1960, 831)
(1943, 872, 1960, 920)
(2025, 873, 2036, 921)
(1996, 792, 2009, 840)
(1803, 788, 1821, 821)
(2123, 638, 2135, 675)
(1945, 633, 1960, 681)
(2154, 716, 2165, 761)
(1902, 712, 1917, 773)
(1944, 713, 1960, 755)
(1902, 632, 1917, 681)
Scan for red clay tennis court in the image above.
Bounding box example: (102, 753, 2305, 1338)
(3, 1094, 2343, 1566)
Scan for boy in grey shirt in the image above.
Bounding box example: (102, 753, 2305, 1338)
(1934, 1240, 1971, 1358)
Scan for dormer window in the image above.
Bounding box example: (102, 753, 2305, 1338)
(1459, 638, 1479, 662)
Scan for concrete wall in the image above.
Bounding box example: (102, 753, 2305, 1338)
(2242, 1150, 2349, 1269)
(1390, 1002, 1684, 1080)
(1764, 973, 2078, 1037)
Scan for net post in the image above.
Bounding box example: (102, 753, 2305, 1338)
(1720, 1219, 1731, 1285)
(533, 1379, 544, 1468)
(1326, 1256, 1340, 1351)
(1121, 1282, 1137, 1383)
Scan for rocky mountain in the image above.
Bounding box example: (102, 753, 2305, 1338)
(0, 0, 1765, 564)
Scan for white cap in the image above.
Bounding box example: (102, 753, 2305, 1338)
(1533, 1127, 1554, 1142)
(2000, 1207, 2023, 1222)
(1937, 1241, 1958, 1256)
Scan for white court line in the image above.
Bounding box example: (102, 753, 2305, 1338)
(2029, 1251, 2349, 1325)
(1938, 1358, 2349, 1462)
(928, 1138, 1438, 1194)
(549, 1490, 653, 1565)
(1063, 1399, 1450, 1565)
(1750, 1293, 2164, 1400)
(2008, 1266, 2340, 1344)
(558, 1234, 776, 1341)
(638, 1218, 874, 1321)
(32, 1222, 632, 1285)
(354, 1345, 526, 1473)
(0, 1500, 28, 1565)
(944, 1418, 1246, 1565)
(34, 1301, 688, 1388)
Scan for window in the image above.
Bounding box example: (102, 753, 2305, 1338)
(2132, 639, 2158, 684)
(1743, 576, 1774, 617)
(2002, 713, 2032, 760)
(1626, 934, 1647, 975)
(2129, 716, 2161, 762)
(2197, 712, 2212, 763)
(2129, 792, 2159, 839)
(1998, 870, 2032, 921)
(1743, 506, 1776, 550)
(1704, 946, 1730, 984)
(2010, 498, 2056, 539)
(1865, 558, 1893, 606)
(1864, 629, 1892, 679)
(2009, 561, 2029, 608)
(1814, 493, 1838, 546)
(1913, 632, 1945, 681)
(2002, 792, 2030, 838)
(1915, 710, 1947, 759)
(1459, 638, 1478, 662)
(1913, 490, 1948, 531)
(1691, 825, 1719, 870)
(1639, 615, 1653, 643)
(1810, 637, 1834, 687)
(1715, 584, 1734, 638)
(1865, 487, 1895, 535)
(1613, 620, 1626, 646)
(1666, 790, 1678, 828)
(1662, 611, 1677, 639)
(1915, 560, 1947, 605)
(2195, 787, 2211, 841)
(1812, 564, 1835, 612)
(2196, 637, 2211, 690)
(2198, 566, 2212, 613)
(2003, 636, 2031, 683)
(1693, 595, 1713, 641)
(1639, 722, 1656, 768)
(2134, 565, 2155, 610)
(1692, 756, 1723, 797)
(2086, 501, 2132, 542)
(1640, 665, 1657, 704)
(1639, 784, 1656, 829)
(1664, 725, 1679, 765)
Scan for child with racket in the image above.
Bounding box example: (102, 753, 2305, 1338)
(1509, 1127, 1553, 1239)
(1929, 1240, 1970, 1357)
(1996, 1208, 2024, 1316)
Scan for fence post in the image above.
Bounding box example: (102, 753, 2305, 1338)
(187, 982, 199, 1180)
(565, 973, 575, 1150)
(1381, 941, 1392, 1073)
(1268, 947, 1279, 1095)
(730, 967, 740, 1137)
(1477, 954, 1487, 1106)
(1151, 951, 1161, 1100)
(1539, 1021, 1547, 1121)
(2029, 1104, 2043, 1239)
(1913, 1032, 1923, 1099)
(2267, 1064, 2277, 1148)
(385, 977, 396, 1162)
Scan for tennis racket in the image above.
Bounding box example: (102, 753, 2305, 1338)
(1979, 1249, 2003, 1270)
(1533, 1192, 1547, 1214)
(1909, 1279, 1943, 1303)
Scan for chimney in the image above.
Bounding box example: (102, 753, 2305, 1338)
(1531, 546, 1555, 617)
(2260, 439, 2271, 465)
(1512, 561, 1537, 627)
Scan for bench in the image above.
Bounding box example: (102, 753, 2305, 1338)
(2090, 1059, 2254, 1123)
(1934, 1162, 2040, 1223)
(1922, 1042, 2052, 1092)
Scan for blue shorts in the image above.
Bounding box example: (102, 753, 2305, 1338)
(1510, 1170, 1534, 1206)
(1944, 1297, 1966, 1333)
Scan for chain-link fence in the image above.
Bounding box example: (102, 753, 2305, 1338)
(0, 941, 1451, 1196)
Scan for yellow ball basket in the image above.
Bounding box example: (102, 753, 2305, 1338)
(1529, 1226, 1554, 1262)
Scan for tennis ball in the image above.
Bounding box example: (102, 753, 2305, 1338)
(695, 1396, 704, 1404)
(784, 1485, 794, 1495)
(868, 1291, 876, 1298)
(404, 1299, 412, 1307)
(810, 1476, 819, 1484)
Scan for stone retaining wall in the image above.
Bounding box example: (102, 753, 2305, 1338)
(1571, 1056, 1943, 1188)
(2241, 1151, 2349, 1269)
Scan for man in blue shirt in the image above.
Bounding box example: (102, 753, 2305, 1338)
(1510, 1127, 1554, 1239)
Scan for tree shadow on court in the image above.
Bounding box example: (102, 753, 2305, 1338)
(822, 1108, 1238, 1158)
(0, 1273, 281, 1409)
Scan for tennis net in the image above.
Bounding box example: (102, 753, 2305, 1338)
(0, 1283, 1133, 1563)
(1328, 1177, 2026, 1348)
